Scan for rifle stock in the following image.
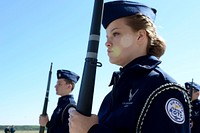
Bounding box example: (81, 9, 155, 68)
(76, 0, 104, 116)
(39, 62, 53, 133)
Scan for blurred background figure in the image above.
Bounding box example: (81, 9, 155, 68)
(10, 125, 15, 133)
(185, 81, 200, 133)
(4, 126, 10, 133)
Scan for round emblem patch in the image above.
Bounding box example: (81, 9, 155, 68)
(165, 98, 185, 124)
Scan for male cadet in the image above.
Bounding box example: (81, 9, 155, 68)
(185, 81, 200, 133)
(39, 69, 80, 133)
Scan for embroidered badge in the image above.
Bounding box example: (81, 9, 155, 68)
(129, 89, 138, 101)
(194, 111, 199, 116)
(122, 89, 138, 107)
(165, 98, 185, 124)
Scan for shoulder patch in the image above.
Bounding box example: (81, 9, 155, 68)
(165, 98, 185, 124)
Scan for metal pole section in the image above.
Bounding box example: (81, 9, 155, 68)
(76, 0, 104, 116)
(39, 62, 53, 133)
(189, 78, 194, 101)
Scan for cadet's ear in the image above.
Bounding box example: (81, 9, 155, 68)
(136, 29, 148, 46)
(137, 29, 147, 41)
(67, 83, 72, 89)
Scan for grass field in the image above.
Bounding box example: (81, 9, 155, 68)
(0, 131, 46, 133)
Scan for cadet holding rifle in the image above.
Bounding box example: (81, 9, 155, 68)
(68, 1, 191, 133)
(185, 81, 200, 133)
(39, 69, 79, 133)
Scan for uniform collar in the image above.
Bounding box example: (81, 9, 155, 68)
(59, 95, 73, 101)
(109, 55, 161, 86)
(121, 55, 161, 73)
(58, 95, 73, 105)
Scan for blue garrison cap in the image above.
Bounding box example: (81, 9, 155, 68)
(185, 82, 200, 91)
(57, 69, 80, 83)
(102, 0, 157, 29)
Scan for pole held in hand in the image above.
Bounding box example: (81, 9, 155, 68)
(39, 62, 53, 133)
(76, 0, 104, 116)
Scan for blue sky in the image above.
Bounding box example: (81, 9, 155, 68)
(0, 0, 200, 125)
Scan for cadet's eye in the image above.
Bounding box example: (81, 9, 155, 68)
(57, 83, 62, 86)
(113, 32, 120, 37)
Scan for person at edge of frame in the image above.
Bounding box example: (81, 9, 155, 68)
(4, 126, 10, 133)
(39, 69, 80, 133)
(185, 81, 200, 133)
(10, 125, 15, 133)
(68, 1, 191, 133)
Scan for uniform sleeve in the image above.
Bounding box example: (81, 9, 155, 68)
(88, 124, 117, 133)
(191, 102, 200, 124)
(46, 121, 53, 129)
(139, 88, 190, 133)
(61, 107, 70, 133)
(87, 92, 119, 133)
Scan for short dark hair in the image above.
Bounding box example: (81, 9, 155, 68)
(64, 79, 75, 91)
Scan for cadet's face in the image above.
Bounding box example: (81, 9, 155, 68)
(187, 89, 200, 101)
(193, 90, 199, 100)
(55, 79, 70, 96)
(105, 17, 146, 67)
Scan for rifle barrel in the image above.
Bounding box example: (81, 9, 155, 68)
(39, 62, 53, 133)
(189, 78, 194, 101)
(76, 0, 104, 116)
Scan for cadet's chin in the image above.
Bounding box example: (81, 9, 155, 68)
(109, 58, 117, 65)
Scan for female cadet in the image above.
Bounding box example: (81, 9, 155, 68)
(68, 1, 191, 133)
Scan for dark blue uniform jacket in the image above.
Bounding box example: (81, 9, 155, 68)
(191, 99, 200, 133)
(46, 95, 75, 133)
(88, 55, 190, 133)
